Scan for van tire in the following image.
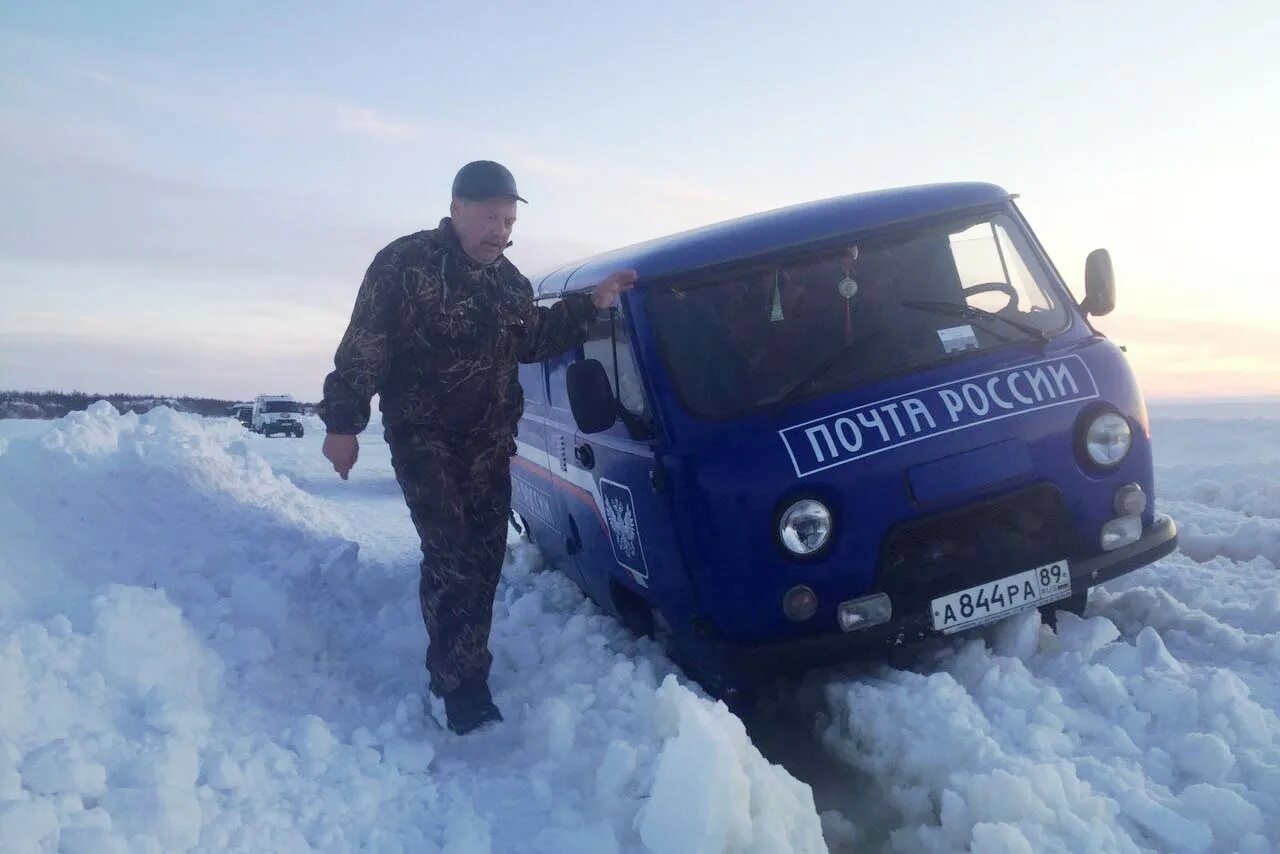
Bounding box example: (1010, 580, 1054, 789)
(610, 580, 655, 640)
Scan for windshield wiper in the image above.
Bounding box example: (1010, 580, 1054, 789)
(899, 299, 1049, 345)
(765, 332, 883, 414)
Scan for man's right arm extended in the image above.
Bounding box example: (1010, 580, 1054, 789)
(319, 258, 401, 476)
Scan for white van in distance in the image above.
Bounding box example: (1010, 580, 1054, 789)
(252, 394, 304, 438)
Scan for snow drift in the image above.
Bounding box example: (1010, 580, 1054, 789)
(0, 403, 824, 853)
(1, 402, 1278, 852)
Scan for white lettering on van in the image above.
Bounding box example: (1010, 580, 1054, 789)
(805, 424, 837, 463)
(780, 356, 1098, 478)
(1026, 367, 1055, 401)
(986, 376, 1015, 410)
(939, 388, 965, 423)
(834, 417, 863, 453)
(1050, 362, 1079, 397)
(903, 397, 936, 433)
(881, 402, 908, 439)
(961, 382, 990, 416)
(857, 409, 891, 443)
(1007, 372, 1035, 405)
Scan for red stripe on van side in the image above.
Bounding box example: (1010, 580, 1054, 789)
(510, 456, 608, 532)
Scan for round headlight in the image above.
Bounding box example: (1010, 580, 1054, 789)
(1085, 412, 1132, 467)
(778, 499, 832, 556)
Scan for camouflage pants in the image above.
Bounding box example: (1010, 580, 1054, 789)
(387, 428, 512, 694)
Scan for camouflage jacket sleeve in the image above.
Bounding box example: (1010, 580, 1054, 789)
(516, 289, 598, 363)
(318, 256, 403, 434)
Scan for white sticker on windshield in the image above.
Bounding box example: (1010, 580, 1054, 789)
(938, 324, 979, 354)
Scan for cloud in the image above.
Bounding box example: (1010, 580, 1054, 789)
(0, 119, 396, 296)
(334, 106, 429, 142)
(494, 143, 769, 237)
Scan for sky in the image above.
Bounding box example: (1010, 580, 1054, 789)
(1, 1, 1278, 402)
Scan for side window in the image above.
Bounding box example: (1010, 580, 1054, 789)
(535, 297, 576, 411)
(517, 362, 546, 405)
(549, 352, 573, 411)
(583, 309, 649, 419)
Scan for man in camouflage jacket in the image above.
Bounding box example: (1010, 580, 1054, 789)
(319, 161, 635, 734)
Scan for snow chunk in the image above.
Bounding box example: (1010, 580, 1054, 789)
(971, 821, 1034, 854)
(59, 825, 129, 854)
(442, 803, 492, 854)
(532, 822, 619, 854)
(292, 714, 338, 763)
(90, 586, 222, 703)
(1052, 612, 1120, 660)
(202, 751, 242, 791)
(529, 698, 577, 760)
(1114, 787, 1212, 854)
(595, 740, 637, 802)
(1174, 732, 1235, 783)
(1177, 783, 1264, 841)
(992, 609, 1041, 660)
(19, 740, 105, 797)
(1136, 627, 1185, 674)
(101, 786, 202, 852)
(638, 676, 825, 853)
(383, 738, 435, 774)
(0, 797, 59, 852)
(143, 691, 211, 737)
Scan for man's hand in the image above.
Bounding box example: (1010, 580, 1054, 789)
(323, 433, 359, 480)
(591, 269, 639, 309)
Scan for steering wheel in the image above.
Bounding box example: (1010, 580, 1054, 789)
(961, 281, 1019, 312)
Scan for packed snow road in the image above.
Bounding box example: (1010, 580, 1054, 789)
(0, 401, 1277, 852)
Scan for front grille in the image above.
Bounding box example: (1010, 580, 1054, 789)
(875, 483, 1073, 611)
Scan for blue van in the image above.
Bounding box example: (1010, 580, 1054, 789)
(509, 183, 1177, 700)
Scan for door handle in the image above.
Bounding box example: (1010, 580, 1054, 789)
(574, 443, 595, 469)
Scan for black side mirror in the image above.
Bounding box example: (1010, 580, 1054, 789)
(566, 359, 617, 434)
(1082, 249, 1116, 317)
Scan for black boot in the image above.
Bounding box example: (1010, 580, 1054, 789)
(430, 678, 503, 735)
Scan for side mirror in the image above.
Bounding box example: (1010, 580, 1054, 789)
(1082, 249, 1116, 317)
(566, 359, 617, 434)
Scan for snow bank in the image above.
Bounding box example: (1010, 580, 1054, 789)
(6, 402, 1276, 852)
(813, 410, 1280, 852)
(0, 403, 825, 852)
(821, 607, 1276, 853)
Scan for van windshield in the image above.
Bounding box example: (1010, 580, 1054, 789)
(261, 401, 301, 414)
(647, 211, 1070, 418)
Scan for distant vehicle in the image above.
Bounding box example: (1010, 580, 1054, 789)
(228, 403, 254, 428)
(252, 394, 304, 438)
(510, 182, 1177, 705)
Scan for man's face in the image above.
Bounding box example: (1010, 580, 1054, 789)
(450, 197, 519, 265)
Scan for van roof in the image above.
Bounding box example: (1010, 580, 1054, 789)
(532, 182, 1011, 297)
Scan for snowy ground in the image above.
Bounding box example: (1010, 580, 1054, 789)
(0, 401, 1277, 852)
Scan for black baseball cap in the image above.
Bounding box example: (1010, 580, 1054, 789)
(451, 160, 527, 203)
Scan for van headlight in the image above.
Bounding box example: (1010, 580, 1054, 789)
(778, 499, 832, 556)
(1084, 412, 1132, 467)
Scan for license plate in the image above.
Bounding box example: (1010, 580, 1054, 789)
(931, 560, 1071, 634)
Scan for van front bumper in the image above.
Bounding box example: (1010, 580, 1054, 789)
(718, 513, 1178, 677)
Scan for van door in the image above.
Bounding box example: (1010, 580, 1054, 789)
(510, 359, 563, 560)
(543, 344, 591, 589)
(568, 309, 684, 618)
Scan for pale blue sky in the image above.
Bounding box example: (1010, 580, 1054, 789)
(2, 1, 1277, 400)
